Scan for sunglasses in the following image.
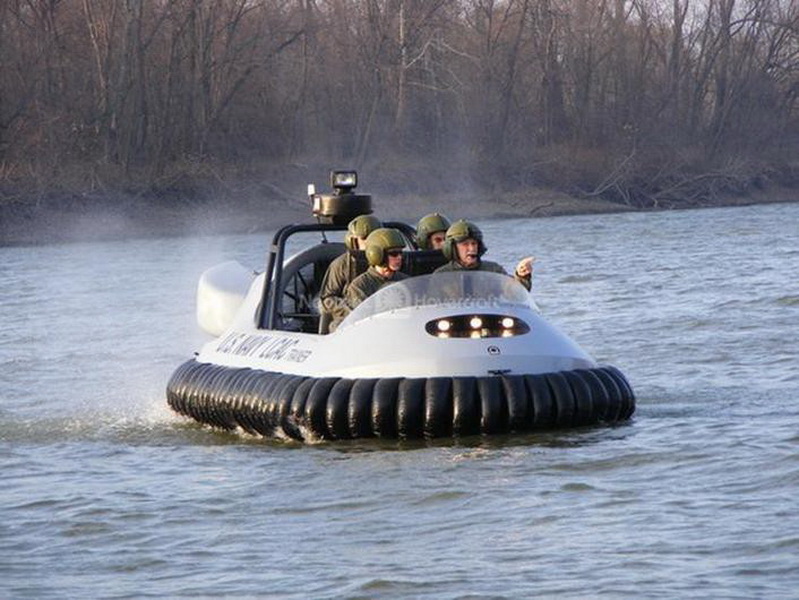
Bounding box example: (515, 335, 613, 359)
(386, 249, 404, 257)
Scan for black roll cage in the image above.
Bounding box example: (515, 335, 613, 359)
(256, 220, 418, 330)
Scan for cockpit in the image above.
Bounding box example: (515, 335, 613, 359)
(256, 170, 451, 333)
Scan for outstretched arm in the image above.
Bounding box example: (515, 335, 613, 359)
(514, 256, 535, 291)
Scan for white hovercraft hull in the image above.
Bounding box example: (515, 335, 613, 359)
(168, 263, 635, 441)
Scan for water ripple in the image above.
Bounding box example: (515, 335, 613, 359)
(2, 204, 799, 598)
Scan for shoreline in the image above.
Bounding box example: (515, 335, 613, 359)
(1, 185, 796, 247)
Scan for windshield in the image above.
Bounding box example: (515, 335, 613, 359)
(343, 271, 537, 327)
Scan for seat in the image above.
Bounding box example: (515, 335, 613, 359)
(402, 250, 448, 276)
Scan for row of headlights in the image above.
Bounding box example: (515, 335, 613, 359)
(424, 314, 530, 338)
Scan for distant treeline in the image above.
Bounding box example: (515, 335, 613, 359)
(2, 0, 798, 206)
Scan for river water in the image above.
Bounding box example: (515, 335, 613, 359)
(1, 203, 798, 599)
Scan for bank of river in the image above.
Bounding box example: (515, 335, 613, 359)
(1, 182, 796, 246)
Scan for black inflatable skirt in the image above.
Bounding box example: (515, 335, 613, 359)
(167, 359, 635, 441)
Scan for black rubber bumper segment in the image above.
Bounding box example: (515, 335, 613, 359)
(167, 360, 635, 441)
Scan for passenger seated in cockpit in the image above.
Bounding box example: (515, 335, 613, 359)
(434, 220, 534, 291)
(319, 214, 381, 330)
(414, 212, 451, 251)
(334, 228, 409, 328)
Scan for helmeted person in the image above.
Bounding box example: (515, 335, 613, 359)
(319, 214, 381, 330)
(415, 212, 451, 251)
(343, 228, 410, 314)
(434, 220, 534, 290)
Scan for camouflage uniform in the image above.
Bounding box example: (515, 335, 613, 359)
(320, 251, 366, 326)
(434, 259, 531, 291)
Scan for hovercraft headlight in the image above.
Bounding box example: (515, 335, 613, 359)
(331, 170, 357, 192)
(425, 314, 530, 338)
(311, 169, 371, 224)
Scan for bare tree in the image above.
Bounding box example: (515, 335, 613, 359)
(2, 0, 799, 200)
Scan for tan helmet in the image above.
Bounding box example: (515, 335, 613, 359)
(365, 228, 406, 266)
(443, 219, 487, 260)
(415, 212, 451, 250)
(345, 214, 382, 250)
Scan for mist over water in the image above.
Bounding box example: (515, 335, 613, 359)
(2, 203, 798, 599)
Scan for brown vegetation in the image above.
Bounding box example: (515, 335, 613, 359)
(2, 0, 799, 239)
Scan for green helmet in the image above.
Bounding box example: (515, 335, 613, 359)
(365, 228, 406, 266)
(415, 212, 451, 250)
(443, 219, 487, 260)
(345, 214, 381, 250)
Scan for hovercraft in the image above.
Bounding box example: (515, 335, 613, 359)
(166, 171, 635, 441)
